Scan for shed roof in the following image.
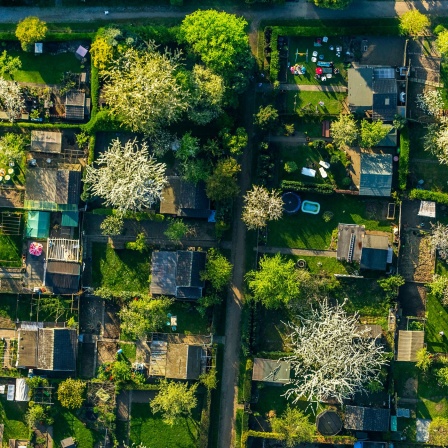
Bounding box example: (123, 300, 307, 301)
(336, 223, 365, 262)
(61, 211, 79, 227)
(25, 211, 50, 239)
(16, 329, 38, 368)
(360, 248, 388, 271)
(418, 201, 436, 218)
(348, 68, 373, 110)
(252, 358, 291, 384)
(160, 176, 210, 218)
(46, 261, 80, 294)
(316, 410, 343, 436)
(165, 344, 204, 380)
(359, 153, 393, 197)
(65, 91, 86, 121)
(397, 330, 425, 361)
(344, 405, 390, 431)
(31, 131, 62, 153)
(375, 125, 398, 147)
(76, 45, 88, 58)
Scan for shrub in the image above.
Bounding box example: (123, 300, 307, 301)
(284, 161, 298, 173)
(281, 180, 334, 194)
(398, 127, 410, 190)
(322, 211, 334, 222)
(409, 189, 448, 205)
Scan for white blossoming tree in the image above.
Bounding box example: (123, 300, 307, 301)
(0, 79, 24, 122)
(330, 113, 358, 148)
(424, 123, 448, 165)
(85, 138, 167, 213)
(416, 90, 443, 117)
(283, 300, 388, 407)
(430, 222, 448, 260)
(242, 186, 283, 230)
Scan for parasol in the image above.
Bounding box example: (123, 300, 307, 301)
(29, 242, 43, 256)
(316, 67, 323, 75)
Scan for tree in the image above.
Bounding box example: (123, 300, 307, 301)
(246, 254, 301, 309)
(0, 133, 27, 166)
(118, 296, 172, 339)
(201, 248, 233, 291)
(111, 360, 133, 383)
(360, 120, 389, 148)
(416, 90, 443, 116)
(104, 44, 190, 135)
(377, 275, 405, 301)
(427, 275, 448, 306)
(311, 0, 352, 10)
(189, 64, 225, 125)
(283, 300, 388, 406)
(180, 10, 253, 99)
(0, 79, 24, 122)
(254, 105, 279, 131)
(270, 406, 316, 447)
(242, 186, 283, 230)
(415, 347, 433, 372)
(330, 114, 358, 148)
(15, 17, 47, 52)
(199, 368, 218, 390)
(150, 379, 198, 425)
(58, 379, 86, 410)
(437, 29, 448, 55)
(175, 132, 201, 162)
(206, 157, 241, 201)
(86, 139, 167, 213)
(399, 10, 430, 36)
(0, 50, 21, 78)
(90, 27, 122, 71)
(26, 404, 47, 429)
(424, 123, 448, 164)
(100, 215, 124, 236)
(392, 114, 407, 130)
(221, 127, 248, 156)
(126, 233, 147, 252)
(429, 417, 448, 446)
(164, 218, 193, 243)
(431, 222, 448, 259)
(40, 296, 70, 322)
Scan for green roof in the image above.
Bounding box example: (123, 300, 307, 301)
(61, 211, 79, 227)
(26, 211, 50, 239)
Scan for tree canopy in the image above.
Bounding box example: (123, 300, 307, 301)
(0, 51, 21, 78)
(254, 105, 279, 131)
(311, 0, 352, 9)
(430, 222, 448, 259)
(424, 123, 448, 164)
(330, 114, 358, 148)
(206, 157, 240, 201)
(360, 120, 389, 148)
(86, 138, 167, 213)
(399, 10, 430, 36)
(150, 379, 198, 425)
(429, 417, 448, 446)
(242, 186, 284, 230)
(283, 300, 388, 406)
(15, 16, 47, 52)
(57, 379, 86, 410)
(0, 79, 24, 122)
(0, 133, 27, 165)
(246, 254, 301, 309)
(201, 248, 233, 291)
(437, 29, 448, 55)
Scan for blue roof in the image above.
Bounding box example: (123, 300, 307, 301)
(26, 211, 50, 239)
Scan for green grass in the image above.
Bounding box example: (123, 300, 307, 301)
(0, 294, 32, 321)
(91, 243, 151, 293)
(52, 406, 102, 447)
(292, 255, 350, 275)
(267, 194, 391, 250)
(0, 233, 22, 266)
(166, 302, 211, 335)
(417, 369, 448, 419)
(0, 397, 29, 441)
(410, 160, 448, 193)
(4, 51, 83, 84)
(287, 90, 345, 116)
(130, 402, 202, 448)
(119, 342, 137, 362)
(426, 293, 448, 353)
(209, 344, 224, 447)
(393, 361, 419, 398)
(254, 306, 290, 353)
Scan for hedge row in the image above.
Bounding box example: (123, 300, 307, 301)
(90, 64, 99, 118)
(241, 431, 356, 446)
(235, 409, 249, 448)
(269, 27, 280, 82)
(398, 128, 410, 190)
(409, 189, 448, 205)
(281, 180, 334, 194)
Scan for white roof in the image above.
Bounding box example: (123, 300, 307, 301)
(15, 378, 30, 401)
(301, 167, 316, 178)
(418, 200, 436, 218)
(35, 43, 43, 54)
(76, 45, 88, 57)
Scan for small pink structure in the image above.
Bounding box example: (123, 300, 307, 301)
(29, 242, 43, 257)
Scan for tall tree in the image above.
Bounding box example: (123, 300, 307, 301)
(424, 123, 448, 164)
(119, 296, 172, 340)
(246, 254, 301, 309)
(437, 29, 448, 55)
(0, 79, 24, 122)
(242, 186, 283, 230)
(201, 248, 233, 291)
(283, 300, 388, 406)
(57, 379, 86, 410)
(427, 274, 448, 306)
(360, 120, 389, 148)
(330, 114, 358, 148)
(416, 90, 443, 116)
(85, 139, 167, 213)
(430, 222, 448, 259)
(0, 50, 21, 78)
(270, 406, 316, 447)
(429, 417, 448, 446)
(15, 16, 47, 52)
(104, 44, 190, 135)
(150, 379, 198, 425)
(399, 10, 430, 36)
(205, 157, 241, 201)
(254, 105, 279, 131)
(180, 10, 253, 100)
(377, 275, 405, 301)
(0, 133, 27, 165)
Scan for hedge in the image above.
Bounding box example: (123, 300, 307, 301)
(82, 109, 124, 134)
(409, 189, 448, 205)
(0, 122, 79, 130)
(241, 431, 356, 446)
(236, 409, 249, 448)
(239, 358, 253, 404)
(281, 180, 334, 194)
(90, 64, 100, 118)
(398, 127, 410, 190)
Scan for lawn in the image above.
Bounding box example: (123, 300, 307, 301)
(119, 342, 137, 362)
(417, 370, 448, 419)
(410, 159, 448, 193)
(267, 194, 391, 250)
(91, 243, 151, 293)
(0, 233, 22, 267)
(52, 406, 102, 447)
(286, 90, 345, 116)
(254, 306, 290, 353)
(4, 51, 82, 84)
(0, 294, 32, 321)
(425, 293, 448, 353)
(0, 397, 29, 441)
(291, 255, 350, 275)
(166, 301, 211, 335)
(130, 402, 202, 448)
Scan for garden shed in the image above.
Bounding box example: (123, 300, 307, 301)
(252, 358, 291, 384)
(359, 153, 393, 197)
(397, 330, 425, 361)
(336, 223, 365, 263)
(316, 410, 343, 435)
(160, 176, 210, 218)
(165, 344, 206, 380)
(375, 125, 397, 147)
(45, 261, 81, 294)
(360, 232, 390, 271)
(25, 210, 50, 239)
(150, 250, 207, 299)
(65, 90, 86, 121)
(14, 378, 30, 402)
(31, 130, 62, 153)
(418, 201, 436, 218)
(344, 405, 390, 431)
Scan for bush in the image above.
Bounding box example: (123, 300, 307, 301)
(409, 189, 448, 205)
(82, 109, 123, 134)
(284, 161, 298, 173)
(241, 358, 253, 403)
(90, 64, 99, 118)
(281, 180, 334, 194)
(398, 127, 410, 190)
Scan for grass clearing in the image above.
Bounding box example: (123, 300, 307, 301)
(166, 301, 211, 335)
(254, 306, 290, 353)
(286, 90, 345, 116)
(425, 293, 448, 353)
(119, 342, 137, 362)
(91, 243, 151, 293)
(268, 195, 391, 250)
(0, 233, 22, 266)
(4, 51, 82, 84)
(0, 397, 29, 441)
(130, 402, 202, 448)
(291, 255, 350, 275)
(0, 294, 32, 322)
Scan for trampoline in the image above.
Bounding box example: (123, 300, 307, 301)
(316, 410, 343, 436)
(282, 192, 301, 214)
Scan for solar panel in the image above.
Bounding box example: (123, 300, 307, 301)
(374, 68, 395, 79)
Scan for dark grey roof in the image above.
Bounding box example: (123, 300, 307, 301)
(376, 125, 397, 147)
(373, 79, 397, 94)
(316, 410, 343, 436)
(344, 406, 390, 432)
(372, 79, 397, 121)
(160, 176, 210, 218)
(45, 261, 81, 294)
(348, 68, 374, 110)
(360, 248, 388, 271)
(150, 251, 206, 299)
(52, 328, 77, 371)
(359, 153, 393, 197)
(65, 91, 86, 121)
(186, 345, 203, 380)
